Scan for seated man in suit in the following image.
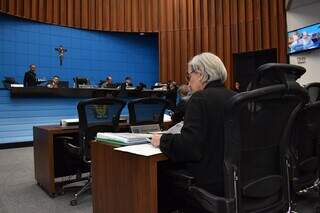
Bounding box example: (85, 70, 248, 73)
(23, 64, 39, 87)
(101, 75, 117, 88)
(124, 76, 133, 87)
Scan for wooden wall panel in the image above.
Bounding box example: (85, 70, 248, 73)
(223, 0, 231, 75)
(9, 0, 16, 14)
(31, 0, 38, 20)
(38, 0, 46, 22)
(95, 0, 102, 30)
(0, 0, 287, 87)
(23, 0, 31, 18)
(52, 0, 59, 24)
(102, 0, 110, 30)
(88, 0, 96, 29)
(81, 0, 88, 29)
(245, 0, 254, 51)
(67, 0, 74, 26)
(74, 0, 81, 28)
(208, 0, 217, 54)
(253, 0, 262, 50)
(60, 0, 66, 25)
(16, 0, 24, 17)
(278, 0, 287, 63)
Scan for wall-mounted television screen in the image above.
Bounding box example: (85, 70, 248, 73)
(288, 23, 320, 55)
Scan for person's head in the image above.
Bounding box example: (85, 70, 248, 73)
(52, 76, 60, 84)
(169, 81, 177, 90)
(29, 64, 36, 72)
(178, 84, 191, 98)
(186, 52, 227, 92)
(125, 76, 132, 85)
(235, 81, 240, 90)
(302, 32, 308, 38)
(106, 76, 112, 84)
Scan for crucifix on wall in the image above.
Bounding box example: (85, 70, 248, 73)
(55, 45, 67, 66)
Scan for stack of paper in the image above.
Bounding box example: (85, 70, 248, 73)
(114, 144, 162, 156)
(96, 132, 152, 145)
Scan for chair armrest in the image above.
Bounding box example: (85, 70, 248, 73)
(165, 170, 196, 189)
(56, 136, 81, 156)
(189, 186, 235, 213)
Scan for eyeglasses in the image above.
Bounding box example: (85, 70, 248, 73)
(185, 63, 203, 82)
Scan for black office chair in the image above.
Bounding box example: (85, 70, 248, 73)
(127, 97, 169, 129)
(172, 84, 308, 213)
(2, 77, 17, 89)
(288, 101, 320, 203)
(249, 63, 306, 90)
(64, 97, 126, 206)
(305, 82, 320, 103)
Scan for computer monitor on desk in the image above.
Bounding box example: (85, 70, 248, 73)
(74, 77, 89, 88)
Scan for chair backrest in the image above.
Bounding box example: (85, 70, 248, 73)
(223, 84, 308, 212)
(249, 63, 305, 90)
(77, 97, 126, 162)
(289, 101, 320, 192)
(305, 82, 320, 103)
(128, 97, 168, 128)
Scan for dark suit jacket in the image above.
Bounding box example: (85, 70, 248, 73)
(23, 70, 37, 87)
(160, 80, 235, 195)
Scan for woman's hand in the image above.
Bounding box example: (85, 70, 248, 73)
(151, 134, 162, 148)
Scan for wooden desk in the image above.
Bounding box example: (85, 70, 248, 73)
(33, 122, 172, 197)
(91, 141, 167, 213)
(33, 125, 79, 197)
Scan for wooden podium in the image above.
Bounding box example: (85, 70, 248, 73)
(91, 141, 167, 213)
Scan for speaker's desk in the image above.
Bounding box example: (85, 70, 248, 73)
(91, 141, 167, 213)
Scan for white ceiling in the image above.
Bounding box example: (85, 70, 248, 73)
(287, 0, 320, 10)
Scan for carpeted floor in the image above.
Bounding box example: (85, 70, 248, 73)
(0, 147, 318, 213)
(0, 147, 92, 213)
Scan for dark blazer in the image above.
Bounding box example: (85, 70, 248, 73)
(160, 80, 236, 195)
(23, 70, 37, 87)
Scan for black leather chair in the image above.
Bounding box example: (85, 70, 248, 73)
(305, 82, 320, 103)
(289, 101, 320, 202)
(64, 97, 126, 205)
(184, 84, 308, 213)
(2, 77, 17, 89)
(247, 63, 305, 90)
(127, 97, 168, 129)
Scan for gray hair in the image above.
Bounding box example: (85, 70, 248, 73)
(188, 52, 227, 84)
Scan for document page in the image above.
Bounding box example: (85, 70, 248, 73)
(114, 143, 162, 156)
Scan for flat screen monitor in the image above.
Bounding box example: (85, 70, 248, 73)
(288, 23, 320, 55)
(74, 77, 89, 88)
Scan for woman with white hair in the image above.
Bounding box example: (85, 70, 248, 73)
(151, 52, 235, 201)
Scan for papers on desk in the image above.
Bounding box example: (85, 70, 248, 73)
(96, 132, 152, 145)
(163, 114, 172, 122)
(114, 143, 162, 156)
(10, 84, 24, 88)
(151, 121, 183, 134)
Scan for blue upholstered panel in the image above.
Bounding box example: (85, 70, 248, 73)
(0, 13, 158, 144)
(0, 13, 159, 88)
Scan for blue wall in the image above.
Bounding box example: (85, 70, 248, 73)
(0, 13, 159, 87)
(0, 89, 80, 143)
(0, 13, 159, 144)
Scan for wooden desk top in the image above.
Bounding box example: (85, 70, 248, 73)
(35, 120, 173, 133)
